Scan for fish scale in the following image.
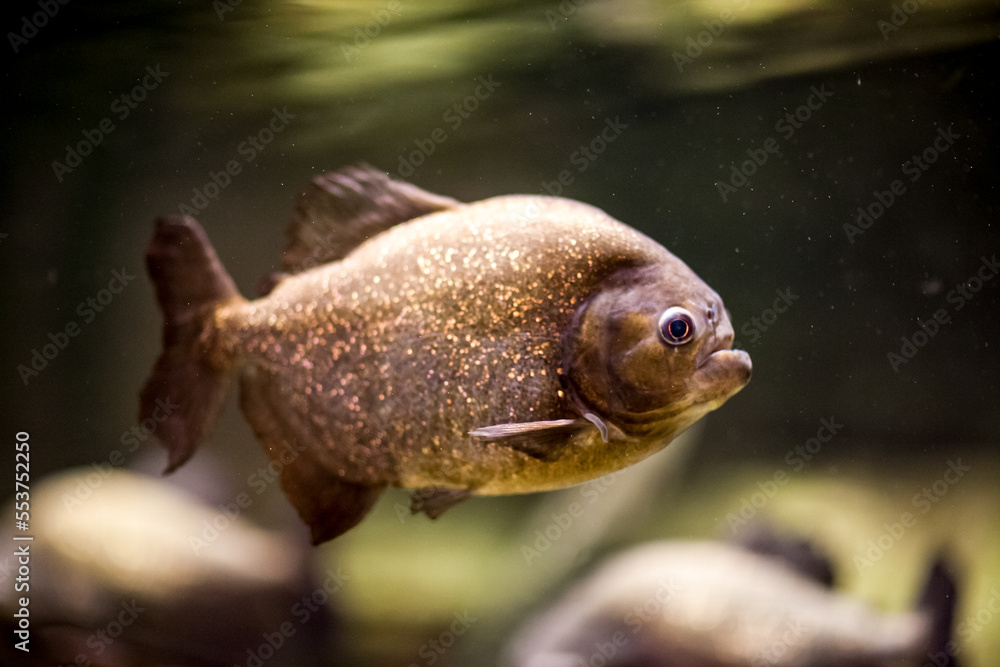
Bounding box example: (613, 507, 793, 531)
(140, 165, 751, 543)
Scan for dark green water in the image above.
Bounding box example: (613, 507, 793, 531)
(2, 1, 998, 665)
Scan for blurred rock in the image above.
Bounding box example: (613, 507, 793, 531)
(505, 539, 956, 666)
(0, 467, 339, 666)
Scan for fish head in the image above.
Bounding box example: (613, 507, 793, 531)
(565, 261, 752, 438)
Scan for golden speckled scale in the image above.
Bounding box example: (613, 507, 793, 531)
(140, 165, 751, 544)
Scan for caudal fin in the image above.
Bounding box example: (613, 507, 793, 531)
(917, 556, 960, 667)
(140, 216, 242, 472)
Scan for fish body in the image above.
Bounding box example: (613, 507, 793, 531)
(141, 166, 751, 542)
(504, 541, 957, 667)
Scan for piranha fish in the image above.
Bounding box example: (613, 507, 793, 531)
(140, 164, 751, 543)
(503, 539, 959, 667)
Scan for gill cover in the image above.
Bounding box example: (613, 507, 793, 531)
(563, 265, 734, 435)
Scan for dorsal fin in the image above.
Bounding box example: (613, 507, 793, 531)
(281, 164, 461, 273)
(732, 523, 835, 588)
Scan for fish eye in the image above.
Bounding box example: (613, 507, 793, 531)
(658, 307, 695, 346)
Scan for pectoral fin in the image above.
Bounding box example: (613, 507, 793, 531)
(469, 419, 592, 462)
(410, 487, 472, 519)
(582, 412, 630, 443)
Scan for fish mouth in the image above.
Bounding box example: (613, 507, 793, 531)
(702, 347, 752, 376)
(694, 347, 753, 400)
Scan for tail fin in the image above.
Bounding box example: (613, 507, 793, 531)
(917, 556, 960, 667)
(140, 216, 242, 472)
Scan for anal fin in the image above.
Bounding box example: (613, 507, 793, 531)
(284, 467, 385, 545)
(239, 366, 384, 544)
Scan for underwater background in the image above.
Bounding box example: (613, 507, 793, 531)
(1, 0, 998, 665)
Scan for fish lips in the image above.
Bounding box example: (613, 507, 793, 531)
(692, 347, 752, 404)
